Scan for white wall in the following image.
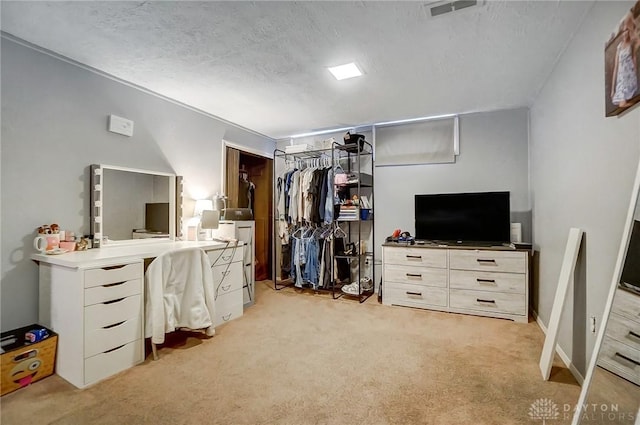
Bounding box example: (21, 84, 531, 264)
(0, 38, 274, 331)
(374, 108, 531, 240)
(530, 1, 640, 376)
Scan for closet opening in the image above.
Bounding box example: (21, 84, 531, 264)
(224, 145, 273, 282)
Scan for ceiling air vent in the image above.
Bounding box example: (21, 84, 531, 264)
(429, 0, 479, 17)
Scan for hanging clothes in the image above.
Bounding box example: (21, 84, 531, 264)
(238, 169, 255, 211)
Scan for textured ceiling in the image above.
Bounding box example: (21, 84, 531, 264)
(1, 1, 594, 139)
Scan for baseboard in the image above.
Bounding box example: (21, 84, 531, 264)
(531, 310, 584, 385)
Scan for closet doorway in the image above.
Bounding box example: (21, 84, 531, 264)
(225, 145, 273, 281)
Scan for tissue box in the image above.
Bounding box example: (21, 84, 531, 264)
(1, 324, 57, 396)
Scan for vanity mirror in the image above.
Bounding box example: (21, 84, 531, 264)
(572, 161, 640, 425)
(90, 164, 177, 246)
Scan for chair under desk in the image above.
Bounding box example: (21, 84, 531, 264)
(31, 240, 245, 389)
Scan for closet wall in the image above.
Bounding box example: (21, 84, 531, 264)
(1, 38, 275, 331)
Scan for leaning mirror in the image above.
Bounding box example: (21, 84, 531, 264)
(90, 164, 176, 246)
(572, 162, 640, 425)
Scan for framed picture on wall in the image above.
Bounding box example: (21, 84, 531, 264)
(605, 1, 640, 117)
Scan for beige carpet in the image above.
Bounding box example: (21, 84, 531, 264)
(1, 281, 581, 425)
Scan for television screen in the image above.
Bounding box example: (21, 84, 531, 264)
(620, 220, 640, 291)
(145, 203, 169, 233)
(415, 191, 511, 244)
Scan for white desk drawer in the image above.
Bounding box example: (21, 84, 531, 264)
(598, 336, 640, 386)
(605, 312, 640, 352)
(383, 265, 447, 288)
(449, 270, 526, 294)
(449, 250, 526, 273)
(449, 289, 525, 316)
(384, 282, 447, 308)
(84, 279, 141, 306)
(215, 292, 243, 327)
(84, 263, 142, 288)
(85, 294, 141, 330)
(207, 246, 243, 266)
(612, 288, 640, 324)
(383, 247, 447, 268)
(84, 315, 142, 358)
(213, 262, 243, 296)
(84, 339, 143, 386)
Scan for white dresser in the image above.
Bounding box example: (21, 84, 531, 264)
(382, 244, 530, 323)
(206, 243, 245, 326)
(211, 220, 255, 306)
(598, 288, 640, 385)
(38, 260, 144, 388)
(33, 240, 244, 388)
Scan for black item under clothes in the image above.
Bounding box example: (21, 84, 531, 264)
(333, 237, 350, 282)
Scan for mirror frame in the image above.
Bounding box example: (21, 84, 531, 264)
(571, 159, 640, 424)
(90, 164, 177, 246)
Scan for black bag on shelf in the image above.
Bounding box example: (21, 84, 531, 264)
(343, 132, 366, 151)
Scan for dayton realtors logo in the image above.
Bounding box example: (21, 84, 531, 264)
(528, 398, 636, 423)
(528, 398, 560, 423)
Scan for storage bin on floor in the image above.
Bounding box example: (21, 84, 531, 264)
(0, 324, 58, 396)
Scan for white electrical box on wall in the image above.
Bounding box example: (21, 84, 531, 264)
(108, 114, 134, 137)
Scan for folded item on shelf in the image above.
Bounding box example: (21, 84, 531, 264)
(284, 144, 308, 154)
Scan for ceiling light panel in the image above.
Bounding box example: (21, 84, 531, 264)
(328, 63, 363, 80)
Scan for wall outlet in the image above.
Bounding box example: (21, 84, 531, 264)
(108, 114, 134, 137)
(590, 316, 596, 333)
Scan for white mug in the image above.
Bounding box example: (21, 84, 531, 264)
(34, 234, 60, 253)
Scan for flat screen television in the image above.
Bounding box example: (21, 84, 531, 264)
(415, 191, 511, 244)
(620, 219, 640, 293)
(145, 202, 169, 233)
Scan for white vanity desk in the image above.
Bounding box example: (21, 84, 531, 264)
(32, 240, 245, 388)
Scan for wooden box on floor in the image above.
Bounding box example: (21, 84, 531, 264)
(1, 324, 58, 396)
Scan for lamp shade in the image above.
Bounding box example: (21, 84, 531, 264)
(194, 199, 213, 216)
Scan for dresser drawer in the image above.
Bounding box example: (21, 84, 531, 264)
(207, 246, 243, 267)
(84, 279, 142, 306)
(84, 263, 142, 288)
(84, 339, 143, 386)
(383, 247, 447, 268)
(383, 264, 447, 288)
(384, 282, 447, 308)
(605, 312, 640, 352)
(449, 289, 525, 316)
(85, 294, 141, 330)
(215, 292, 243, 327)
(212, 262, 243, 296)
(611, 288, 640, 324)
(449, 250, 526, 273)
(598, 336, 640, 386)
(84, 315, 142, 358)
(449, 270, 526, 294)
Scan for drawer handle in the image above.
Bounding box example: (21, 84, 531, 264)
(406, 291, 422, 296)
(104, 344, 126, 354)
(477, 259, 496, 264)
(406, 255, 422, 260)
(103, 297, 125, 305)
(103, 281, 125, 288)
(221, 284, 231, 291)
(406, 273, 422, 279)
(222, 255, 232, 261)
(103, 320, 126, 329)
(476, 278, 496, 284)
(629, 331, 640, 340)
(614, 352, 640, 367)
(222, 313, 232, 321)
(476, 298, 496, 304)
(102, 264, 128, 270)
